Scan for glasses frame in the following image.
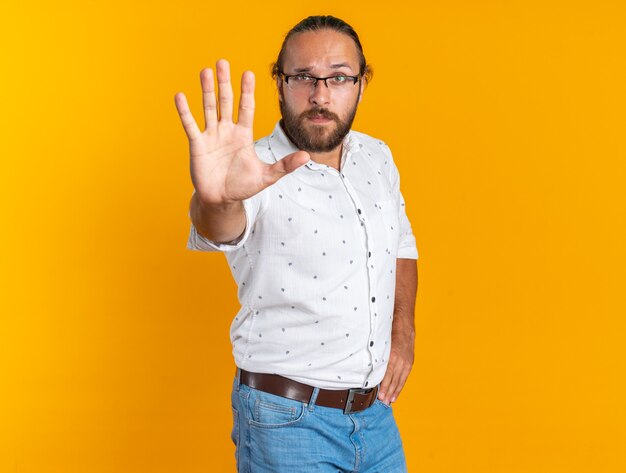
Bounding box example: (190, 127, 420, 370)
(279, 72, 361, 90)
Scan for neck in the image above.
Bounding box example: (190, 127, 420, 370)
(308, 145, 343, 171)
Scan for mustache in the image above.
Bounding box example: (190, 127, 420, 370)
(301, 108, 339, 121)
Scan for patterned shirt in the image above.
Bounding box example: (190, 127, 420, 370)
(187, 121, 418, 389)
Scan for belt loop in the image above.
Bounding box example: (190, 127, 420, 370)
(308, 387, 320, 411)
(235, 367, 241, 391)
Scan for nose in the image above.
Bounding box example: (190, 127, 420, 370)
(309, 79, 330, 106)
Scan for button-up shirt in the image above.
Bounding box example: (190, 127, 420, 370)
(187, 121, 418, 389)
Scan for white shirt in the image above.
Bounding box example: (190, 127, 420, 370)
(187, 121, 418, 389)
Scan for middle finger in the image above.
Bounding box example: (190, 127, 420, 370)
(216, 59, 234, 122)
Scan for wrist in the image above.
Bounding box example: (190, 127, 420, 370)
(194, 192, 241, 213)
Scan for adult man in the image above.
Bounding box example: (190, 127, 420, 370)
(175, 15, 418, 473)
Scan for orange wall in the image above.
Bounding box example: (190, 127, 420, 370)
(1, 1, 625, 472)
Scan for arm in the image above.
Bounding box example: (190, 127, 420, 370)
(378, 257, 418, 404)
(189, 191, 246, 244)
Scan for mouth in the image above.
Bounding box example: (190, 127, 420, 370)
(307, 115, 333, 124)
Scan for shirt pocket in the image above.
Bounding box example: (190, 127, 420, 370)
(375, 199, 400, 256)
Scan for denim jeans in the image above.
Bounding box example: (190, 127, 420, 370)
(230, 372, 408, 472)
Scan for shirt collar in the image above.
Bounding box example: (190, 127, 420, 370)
(267, 120, 359, 171)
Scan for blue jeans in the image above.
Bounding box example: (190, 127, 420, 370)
(230, 372, 408, 472)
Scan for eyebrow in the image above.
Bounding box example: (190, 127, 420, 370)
(330, 63, 354, 71)
(292, 63, 354, 73)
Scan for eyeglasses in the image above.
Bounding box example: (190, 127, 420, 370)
(280, 73, 361, 91)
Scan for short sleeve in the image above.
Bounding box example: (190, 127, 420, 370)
(186, 191, 264, 253)
(384, 145, 419, 260)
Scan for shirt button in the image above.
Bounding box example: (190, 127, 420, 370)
(365, 381, 369, 387)
(371, 297, 376, 302)
(370, 341, 374, 347)
(368, 251, 371, 257)
(357, 209, 362, 214)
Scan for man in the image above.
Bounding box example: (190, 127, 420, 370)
(175, 15, 418, 473)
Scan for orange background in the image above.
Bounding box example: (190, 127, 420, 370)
(1, 1, 625, 472)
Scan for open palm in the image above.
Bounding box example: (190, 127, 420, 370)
(174, 59, 309, 206)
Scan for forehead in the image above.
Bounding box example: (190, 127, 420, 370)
(282, 29, 360, 73)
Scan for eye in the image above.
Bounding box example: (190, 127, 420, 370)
(330, 75, 348, 84)
(293, 74, 315, 82)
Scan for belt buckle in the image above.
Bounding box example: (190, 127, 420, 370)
(343, 387, 373, 414)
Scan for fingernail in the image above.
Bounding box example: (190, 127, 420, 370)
(391, 396, 397, 403)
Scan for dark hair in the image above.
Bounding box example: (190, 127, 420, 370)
(270, 15, 373, 84)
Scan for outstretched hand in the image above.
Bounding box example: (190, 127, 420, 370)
(174, 59, 310, 206)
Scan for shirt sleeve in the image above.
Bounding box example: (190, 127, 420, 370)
(186, 190, 264, 253)
(384, 145, 419, 260)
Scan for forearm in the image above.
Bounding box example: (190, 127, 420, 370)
(189, 191, 246, 244)
(392, 258, 418, 342)
(378, 258, 418, 403)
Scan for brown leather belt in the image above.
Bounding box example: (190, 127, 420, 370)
(238, 369, 379, 414)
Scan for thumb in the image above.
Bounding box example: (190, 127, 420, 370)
(265, 151, 310, 183)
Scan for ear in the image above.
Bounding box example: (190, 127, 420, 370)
(357, 77, 366, 103)
(277, 77, 284, 102)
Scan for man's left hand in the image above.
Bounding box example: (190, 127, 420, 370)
(378, 329, 414, 405)
(377, 258, 417, 405)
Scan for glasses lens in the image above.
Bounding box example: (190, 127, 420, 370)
(328, 76, 352, 87)
(285, 75, 358, 91)
(286, 75, 315, 90)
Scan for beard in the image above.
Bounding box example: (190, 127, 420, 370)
(279, 91, 360, 153)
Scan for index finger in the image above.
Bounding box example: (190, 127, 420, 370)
(378, 369, 394, 404)
(237, 70, 255, 128)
